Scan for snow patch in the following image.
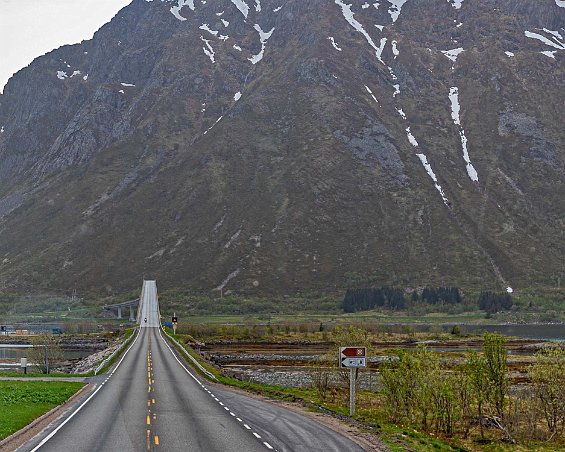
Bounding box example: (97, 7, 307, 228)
(441, 47, 464, 62)
(233, 44, 242, 51)
(56, 71, 68, 80)
(506, 286, 514, 293)
(329, 36, 342, 51)
(555, 0, 565, 8)
(121, 82, 135, 87)
(392, 84, 400, 97)
(365, 85, 379, 104)
(249, 24, 275, 64)
(376, 38, 387, 63)
(525, 30, 565, 50)
(203, 116, 223, 135)
(170, 0, 195, 21)
(387, 0, 408, 23)
(406, 127, 418, 147)
(505, 51, 515, 57)
(200, 24, 219, 36)
(391, 40, 399, 58)
(449, 87, 479, 182)
(231, 0, 250, 19)
(234, 91, 242, 101)
(416, 154, 450, 207)
(447, 0, 464, 9)
(540, 51, 557, 58)
(201, 37, 215, 63)
(335, 1, 384, 62)
(273, 6, 282, 12)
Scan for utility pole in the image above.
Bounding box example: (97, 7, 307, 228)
(44, 340, 49, 374)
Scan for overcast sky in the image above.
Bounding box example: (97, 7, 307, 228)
(0, 0, 133, 94)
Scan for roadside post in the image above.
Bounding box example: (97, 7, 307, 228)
(44, 340, 49, 374)
(172, 314, 178, 335)
(20, 358, 27, 374)
(339, 346, 367, 416)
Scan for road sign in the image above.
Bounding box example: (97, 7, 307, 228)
(339, 347, 367, 368)
(172, 316, 178, 324)
(339, 346, 367, 416)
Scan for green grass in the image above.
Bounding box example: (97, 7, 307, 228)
(0, 380, 84, 440)
(0, 372, 85, 378)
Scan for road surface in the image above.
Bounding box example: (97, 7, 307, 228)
(20, 281, 364, 452)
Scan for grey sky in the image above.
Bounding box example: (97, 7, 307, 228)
(0, 0, 133, 93)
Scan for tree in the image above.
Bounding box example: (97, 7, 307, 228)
(483, 333, 508, 420)
(467, 352, 489, 439)
(28, 334, 64, 374)
(529, 346, 565, 439)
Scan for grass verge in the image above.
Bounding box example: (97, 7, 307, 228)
(0, 380, 84, 440)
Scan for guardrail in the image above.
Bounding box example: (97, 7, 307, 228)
(162, 329, 217, 380)
(94, 328, 138, 375)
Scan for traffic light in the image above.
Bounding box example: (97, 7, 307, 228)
(172, 316, 178, 325)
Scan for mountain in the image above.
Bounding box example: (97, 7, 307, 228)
(0, 0, 563, 296)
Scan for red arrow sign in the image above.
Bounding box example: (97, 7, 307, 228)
(340, 347, 366, 358)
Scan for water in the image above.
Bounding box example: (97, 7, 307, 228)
(443, 324, 563, 341)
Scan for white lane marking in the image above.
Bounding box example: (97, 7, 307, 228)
(29, 328, 142, 452)
(236, 417, 242, 422)
(158, 328, 274, 450)
(230, 412, 236, 416)
(264, 442, 274, 450)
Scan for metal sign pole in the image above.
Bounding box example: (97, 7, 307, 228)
(350, 368, 355, 416)
(173, 312, 177, 335)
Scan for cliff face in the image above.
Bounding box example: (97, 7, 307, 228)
(0, 0, 563, 295)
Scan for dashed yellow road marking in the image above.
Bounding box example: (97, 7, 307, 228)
(147, 415, 151, 425)
(154, 435, 159, 446)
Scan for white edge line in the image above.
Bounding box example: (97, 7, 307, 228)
(159, 328, 273, 450)
(30, 327, 142, 452)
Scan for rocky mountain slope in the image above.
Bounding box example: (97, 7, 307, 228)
(0, 0, 563, 296)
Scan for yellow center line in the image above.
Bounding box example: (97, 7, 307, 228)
(154, 435, 159, 446)
(147, 415, 151, 425)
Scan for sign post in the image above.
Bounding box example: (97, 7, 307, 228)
(339, 346, 367, 416)
(172, 313, 178, 334)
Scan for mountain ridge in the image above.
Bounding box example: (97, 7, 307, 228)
(0, 0, 563, 296)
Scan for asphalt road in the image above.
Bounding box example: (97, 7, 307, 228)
(19, 282, 364, 452)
